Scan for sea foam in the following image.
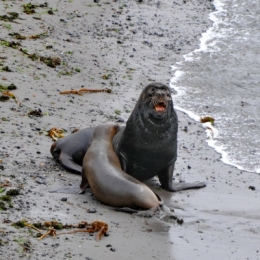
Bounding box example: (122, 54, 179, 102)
(170, 0, 250, 173)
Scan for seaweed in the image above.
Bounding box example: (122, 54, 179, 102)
(7, 83, 17, 90)
(13, 220, 27, 228)
(11, 219, 109, 241)
(0, 95, 10, 102)
(0, 201, 7, 211)
(0, 83, 17, 92)
(8, 32, 27, 40)
(0, 39, 21, 49)
(9, 31, 49, 40)
(1, 39, 62, 68)
(0, 195, 11, 202)
(6, 189, 20, 196)
(200, 116, 215, 124)
(101, 74, 112, 80)
(0, 12, 20, 23)
(60, 88, 112, 95)
(28, 31, 49, 40)
(0, 192, 13, 210)
(22, 2, 48, 15)
(28, 109, 43, 118)
(2, 66, 12, 72)
(1, 91, 20, 105)
(47, 127, 65, 140)
(19, 48, 61, 68)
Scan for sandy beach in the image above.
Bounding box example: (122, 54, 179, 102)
(0, 0, 259, 259)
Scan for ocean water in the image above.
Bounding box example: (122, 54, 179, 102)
(170, 0, 260, 173)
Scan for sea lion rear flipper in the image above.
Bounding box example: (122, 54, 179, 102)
(59, 152, 82, 174)
(113, 207, 156, 217)
(113, 207, 138, 214)
(48, 184, 85, 194)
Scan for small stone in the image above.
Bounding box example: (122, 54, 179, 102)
(249, 186, 255, 190)
(87, 208, 96, 213)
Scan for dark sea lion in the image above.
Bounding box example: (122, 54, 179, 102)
(81, 123, 161, 209)
(51, 82, 206, 192)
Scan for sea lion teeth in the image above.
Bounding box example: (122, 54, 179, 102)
(155, 104, 166, 112)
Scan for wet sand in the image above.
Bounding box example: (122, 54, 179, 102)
(0, 0, 259, 259)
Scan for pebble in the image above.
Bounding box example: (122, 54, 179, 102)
(87, 208, 97, 213)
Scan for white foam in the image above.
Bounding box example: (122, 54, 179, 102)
(170, 0, 252, 173)
(175, 104, 246, 171)
(255, 168, 260, 174)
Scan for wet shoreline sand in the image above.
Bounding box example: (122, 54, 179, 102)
(0, 0, 259, 259)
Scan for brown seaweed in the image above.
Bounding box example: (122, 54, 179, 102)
(60, 88, 112, 95)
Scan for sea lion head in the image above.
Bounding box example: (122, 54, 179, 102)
(94, 124, 119, 141)
(141, 82, 173, 124)
(124, 83, 177, 140)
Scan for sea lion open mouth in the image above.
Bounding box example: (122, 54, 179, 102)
(155, 102, 166, 112)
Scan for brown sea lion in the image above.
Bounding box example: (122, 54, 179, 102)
(81, 123, 161, 209)
(51, 82, 206, 192)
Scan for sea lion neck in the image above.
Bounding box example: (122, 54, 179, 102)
(125, 108, 177, 141)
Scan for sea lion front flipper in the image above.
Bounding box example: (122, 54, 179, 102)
(58, 152, 82, 174)
(157, 165, 206, 192)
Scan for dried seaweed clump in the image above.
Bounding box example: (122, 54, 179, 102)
(47, 127, 65, 140)
(22, 3, 48, 14)
(200, 116, 215, 124)
(28, 109, 43, 118)
(60, 88, 112, 95)
(12, 219, 109, 241)
(0, 12, 19, 22)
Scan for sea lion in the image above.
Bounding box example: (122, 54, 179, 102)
(51, 82, 206, 192)
(81, 123, 161, 209)
(50, 127, 95, 174)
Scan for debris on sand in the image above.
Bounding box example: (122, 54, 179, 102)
(12, 220, 109, 242)
(47, 127, 65, 140)
(60, 88, 112, 95)
(200, 116, 215, 125)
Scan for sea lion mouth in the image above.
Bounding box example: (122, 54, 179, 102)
(154, 102, 166, 113)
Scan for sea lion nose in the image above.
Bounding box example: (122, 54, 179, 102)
(156, 90, 166, 99)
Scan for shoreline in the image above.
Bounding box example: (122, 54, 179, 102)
(1, 1, 259, 259)
(170, 0, 251, 174)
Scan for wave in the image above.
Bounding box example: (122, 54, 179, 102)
(170, 0, 257, 173)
